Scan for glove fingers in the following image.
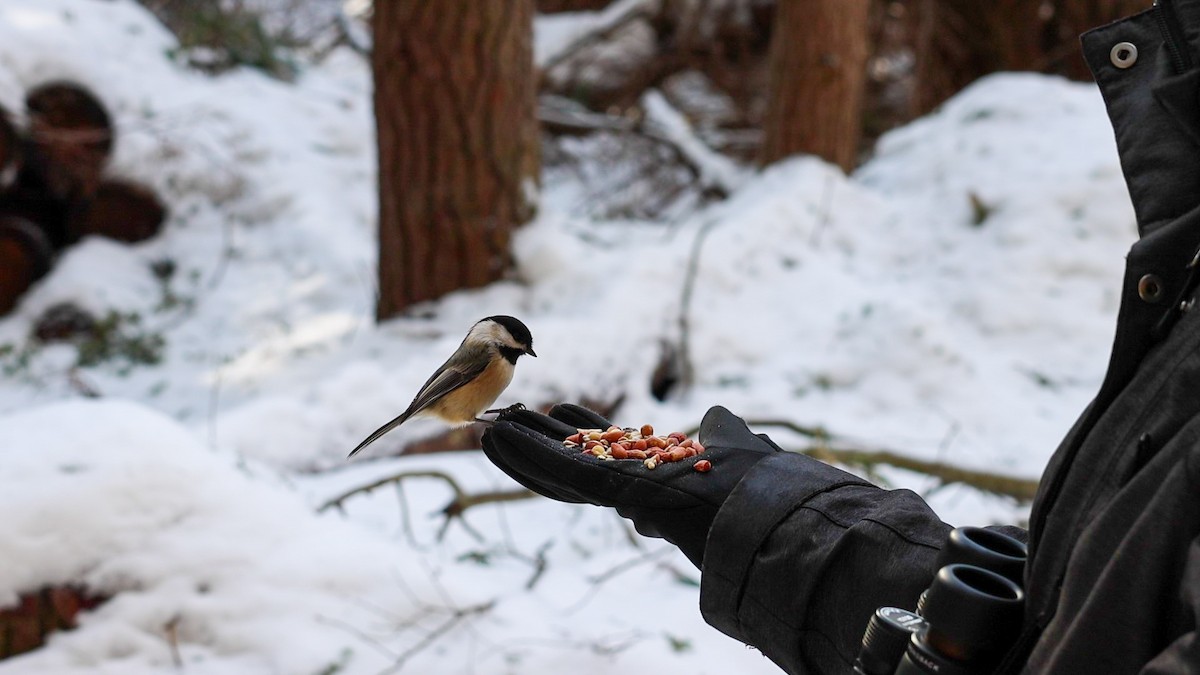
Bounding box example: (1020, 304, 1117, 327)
(481, 424, 587, 504)
(482, 422, 608, 504)
(698, 405, 781, 455)
(495, 407, 578, 440)
(549, 403, 613, 430)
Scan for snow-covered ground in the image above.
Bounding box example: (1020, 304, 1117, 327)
(0, 1, 1135, 673)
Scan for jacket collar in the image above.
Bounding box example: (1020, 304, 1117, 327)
(1083, 1, 1200, 236)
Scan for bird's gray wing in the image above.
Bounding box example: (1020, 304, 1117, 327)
(402, 356, 487, 419)
(348, 354, 488, 458)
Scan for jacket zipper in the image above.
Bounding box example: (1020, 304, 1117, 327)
(1155, 0, 1193, 74)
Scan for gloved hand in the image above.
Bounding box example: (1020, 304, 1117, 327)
(481, 403, 781, 568)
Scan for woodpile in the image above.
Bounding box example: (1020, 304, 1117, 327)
(0, 82, 168, 315)
(0, 586, 106, 659)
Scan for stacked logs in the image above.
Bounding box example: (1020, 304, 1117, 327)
(0, 82, 167, 315)
(0, 586, 106, 660)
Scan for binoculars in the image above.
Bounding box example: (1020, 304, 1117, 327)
(855, 527, 1027, 675)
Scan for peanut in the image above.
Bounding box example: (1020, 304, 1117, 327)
(563, 423, 709, 471)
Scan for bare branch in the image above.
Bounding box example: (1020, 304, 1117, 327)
(317, 469, 537, 541)
(317, 470, 466, 513)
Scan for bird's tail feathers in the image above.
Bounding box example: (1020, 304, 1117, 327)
(347, 410, 413, 458)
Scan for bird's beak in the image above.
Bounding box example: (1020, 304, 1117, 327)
(526, 347, 537, 357)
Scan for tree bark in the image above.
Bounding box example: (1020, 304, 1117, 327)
(759, 0, 871, 171)
(910, 0, 1045, 116)
(1049, 0, 1149, 80)
(373, 1, 539, 319)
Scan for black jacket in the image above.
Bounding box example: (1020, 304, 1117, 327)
(698, 1, 1200, 672)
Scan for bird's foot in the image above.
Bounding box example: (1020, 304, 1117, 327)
(484, 402, 526, 416)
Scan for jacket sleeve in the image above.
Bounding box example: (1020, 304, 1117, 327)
(699, 451, 956, 674)
(1140, 538, 1200, 672)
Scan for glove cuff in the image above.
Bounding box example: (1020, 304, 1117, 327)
(700, 452, 873, 639)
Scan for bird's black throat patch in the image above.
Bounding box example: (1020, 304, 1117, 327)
(498, 346, 525, 365)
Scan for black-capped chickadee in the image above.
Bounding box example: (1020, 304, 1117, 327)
(348, 315, 536, 458)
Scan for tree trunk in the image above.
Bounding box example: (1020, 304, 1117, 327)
(910, 0, 1046, 116)
(759, 0, 871, 171)
(373, 1, 539, 319)
(1049, 0, 1148, 80)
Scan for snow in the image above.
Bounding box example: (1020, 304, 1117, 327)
(0, 0, 1136, 673)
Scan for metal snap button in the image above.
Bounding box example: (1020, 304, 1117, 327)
(1111, 42, 1138, 68)
(1138, 274, 1164, 302)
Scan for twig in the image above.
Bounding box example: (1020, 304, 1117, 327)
(393, 480, 425, 550)
(378, 601, 496, 675)
(163, 615, 183, 669)
(564, 546, 675, 613)
(66, 367, 101, 398)
(314, 614, 400, 662)
(523, 541, 553, 591)
(676, 215, 725, 398)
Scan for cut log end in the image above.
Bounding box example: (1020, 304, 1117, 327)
(69, 179, 167, 244)
(0, 586, 106, 660)
(23, 82, 114, 200)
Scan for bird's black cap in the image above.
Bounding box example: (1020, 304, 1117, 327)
(485, 315, 534, 352)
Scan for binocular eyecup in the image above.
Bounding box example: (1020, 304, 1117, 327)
(855, 527, 1028, 675)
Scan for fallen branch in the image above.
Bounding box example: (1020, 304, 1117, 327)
(537, 0, 661, 73)
(538, 95, 636, 136)
(806, 446, 1040, 502)
(680, 417, 1039, 501)
(317, 469, 536, 541)
(540, 93, 738, 207)
(640, 89, 743, 197)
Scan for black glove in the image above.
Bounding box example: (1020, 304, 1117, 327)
(481, 403, 781, 568)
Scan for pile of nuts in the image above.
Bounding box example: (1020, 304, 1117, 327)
(564, 424, 712, 472)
